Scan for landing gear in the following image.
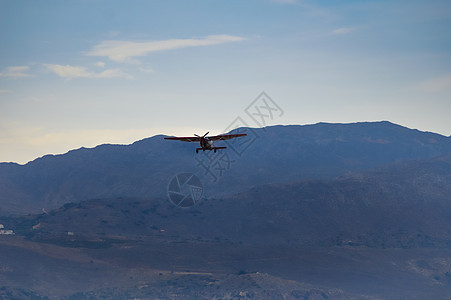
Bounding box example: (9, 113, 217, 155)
(196, 147, 226, 153)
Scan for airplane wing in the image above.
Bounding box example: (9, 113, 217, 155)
(207, 133, 247, 141)
(164, 136, 201, 142)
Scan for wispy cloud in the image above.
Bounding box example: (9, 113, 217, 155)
(331, 27, 355, 35)
(44, 64, 132, 79)
(0, 66, 34, 79)
(417, 74, 451, 92)
(86, 34, 246, 63)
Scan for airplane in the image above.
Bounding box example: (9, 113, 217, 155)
(164, 132, 247, 153)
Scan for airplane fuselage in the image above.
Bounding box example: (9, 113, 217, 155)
(200, 138, 213, 150)
(196, 138, 226, 153)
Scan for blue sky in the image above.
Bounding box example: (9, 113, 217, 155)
(1, 0, 450, 164)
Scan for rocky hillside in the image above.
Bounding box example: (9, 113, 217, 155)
(4, 154, 450, 249)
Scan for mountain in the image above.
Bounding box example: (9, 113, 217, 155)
(1, 121, 451, 215)
(1, 154, 451, 299)
(217, 154, 451, 247)
(10, 154, 450, 249)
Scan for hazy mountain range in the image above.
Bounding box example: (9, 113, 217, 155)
(1, 121, 450, 215)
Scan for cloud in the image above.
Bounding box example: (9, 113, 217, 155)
(86, 34, 246, 63)
(0, 66, 34, 79)
(44, 64, 132, 79)
(417, 74, 451, 92)
(332, 27, 355, 35)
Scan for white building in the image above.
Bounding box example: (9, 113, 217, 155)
(0, 224, 14, 235)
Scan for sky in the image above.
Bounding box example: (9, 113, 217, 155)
(1, 0, 450, 164)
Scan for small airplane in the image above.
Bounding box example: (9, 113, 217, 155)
(164, 132, 247, 153)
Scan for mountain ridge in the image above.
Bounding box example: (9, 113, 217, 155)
(1, 121, 450, 215)
(2, 121, 449, 167)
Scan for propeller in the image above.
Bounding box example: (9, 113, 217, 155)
(194, 132, 209, 138)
